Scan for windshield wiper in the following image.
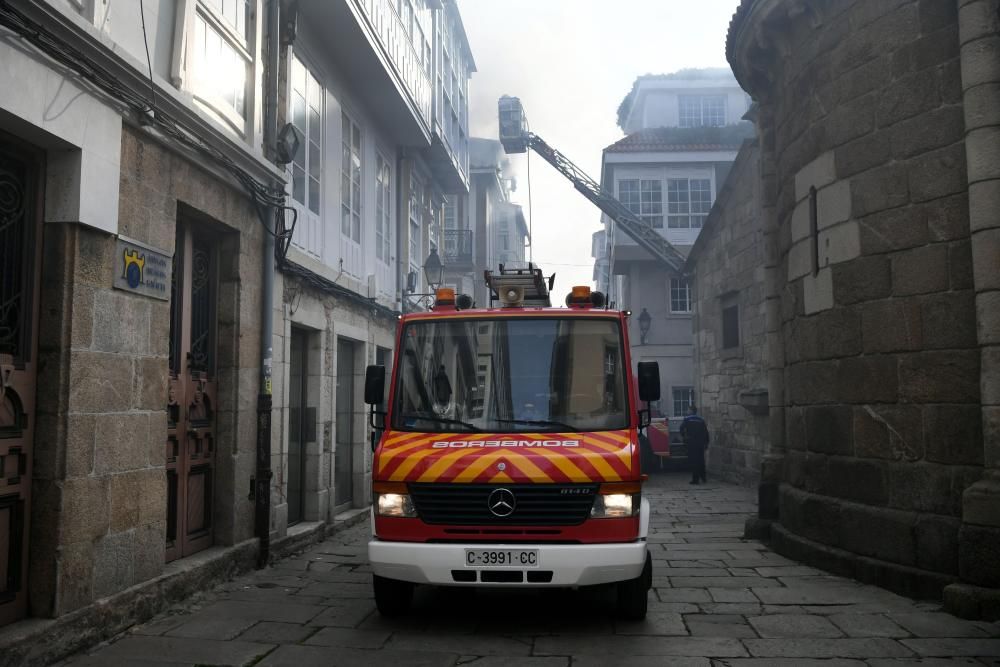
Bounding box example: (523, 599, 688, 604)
(399, 412, 482, 432)
(492, 418, 578, 431)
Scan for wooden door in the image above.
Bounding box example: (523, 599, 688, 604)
(166, 226, 218, 562)
(0, 132, 43, 626)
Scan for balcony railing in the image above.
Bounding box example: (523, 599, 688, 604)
(442, 229, 473, 264)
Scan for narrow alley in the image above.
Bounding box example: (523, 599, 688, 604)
(59, 474, 1000, 666)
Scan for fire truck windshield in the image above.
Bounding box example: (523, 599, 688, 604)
(393, 317, 629, 433)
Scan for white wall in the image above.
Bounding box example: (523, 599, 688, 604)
(289, 25, 403, 305)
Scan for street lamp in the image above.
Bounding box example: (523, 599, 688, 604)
(423, 247, 443, 291)
(403, 248, 446, 312)
(638, 307, 651, 345)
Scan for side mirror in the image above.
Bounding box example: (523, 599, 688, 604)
(364, 365, 385, 405)
(637, 362, 660, 402)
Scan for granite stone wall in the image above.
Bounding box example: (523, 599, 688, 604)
(727, 0, 994, 606)
(690, 141, 767, 487)
(30, 125, 263, 617)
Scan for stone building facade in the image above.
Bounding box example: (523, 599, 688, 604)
(720, 0, 1000, 618)
(592, 70, 754, 439)
(267, 0, 475, 538)
(0, 0, 478, 662)
(686, 140, 769, 487)
(0, 0, 278, 654)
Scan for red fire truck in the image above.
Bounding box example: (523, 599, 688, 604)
(363, 266, 661, 619)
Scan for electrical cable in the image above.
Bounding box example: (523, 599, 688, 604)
(0, 1, 290, 242)
(0, 0, 402, 316)
(138, 0, 156, 115)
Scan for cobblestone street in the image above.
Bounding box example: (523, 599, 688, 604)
(58, 474, 1000, 666)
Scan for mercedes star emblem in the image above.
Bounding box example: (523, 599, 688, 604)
(487, 488, 516, 517)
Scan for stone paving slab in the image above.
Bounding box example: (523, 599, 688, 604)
(59, 474, 1000, 666)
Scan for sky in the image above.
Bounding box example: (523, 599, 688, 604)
(456, 0, 741, 295)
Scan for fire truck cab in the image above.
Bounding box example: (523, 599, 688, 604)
(364, 266, 660, 619)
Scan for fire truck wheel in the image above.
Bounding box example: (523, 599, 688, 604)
(615, 552, 652, 620)
(373, 575, 414, 616)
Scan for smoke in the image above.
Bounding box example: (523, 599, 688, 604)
(457, 0, 737, 297)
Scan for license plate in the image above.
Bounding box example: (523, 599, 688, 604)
(464, 548, 539, 568)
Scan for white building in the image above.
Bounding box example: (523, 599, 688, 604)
(442, 137, 528, 307)
(593, 69, 752, 425)
(273, 0, 475, 530)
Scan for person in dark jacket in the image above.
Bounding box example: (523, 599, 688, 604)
(680, 405, 709, 484)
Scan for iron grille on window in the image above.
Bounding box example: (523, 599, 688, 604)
(442, 229, 473, 263)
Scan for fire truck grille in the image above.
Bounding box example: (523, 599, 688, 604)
(408, 483, 599, 525)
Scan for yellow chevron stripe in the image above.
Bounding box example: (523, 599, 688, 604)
(602, 431, 630, 444)
(577, 448, 622, 481)
(502, 451, 554, 483)
(377, 436, 435, 473)
(580, 435, 625, 453)
(529, 447, 592, 482)
(490, 470, 514, 483)
(452, 452, 504, 482)
(577, 435, 632, 470)
(416, 447, 485, 482)
(388, 445, 444, 480)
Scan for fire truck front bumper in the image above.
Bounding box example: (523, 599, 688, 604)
(368, 538, 648, 587)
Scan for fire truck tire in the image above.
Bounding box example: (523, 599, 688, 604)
(615, 551, 652, 620)
(373, 575, 414, 616)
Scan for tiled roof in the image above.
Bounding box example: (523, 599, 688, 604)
(605, 128, 743, 154)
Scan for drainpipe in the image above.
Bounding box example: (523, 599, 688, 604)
(254, 0, 281, 569)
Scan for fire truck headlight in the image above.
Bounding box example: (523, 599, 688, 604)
(376, 493, 417, 518)
(591, 493, 639, 518)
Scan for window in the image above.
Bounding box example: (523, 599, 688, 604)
(679, 95, 727, 128)
(191, 2, 252, 127)
(443, 196, 457, 230)
(290, 55, 321, 216)
(670, 278, 691, 313)
(341, 113, 362, 243)
(722, 304, 740, 349)
(619, 179, 663, 228)
(376, 154, 391, 263)
(667, 178, 712, 229)
(427, 197, 439, 254)
(409, 172, 423, 271)
(672, 387, 695, 417)
(409, 220, 420, 271)
(394, 318, 628, 432)
(498, 231, 509, 251)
